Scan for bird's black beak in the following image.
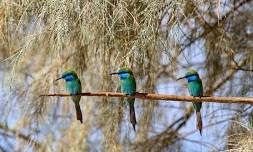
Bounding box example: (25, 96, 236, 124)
(176, 76, 185, 81)
(54, 77, 62, 81)
(110, 72, 119, 75)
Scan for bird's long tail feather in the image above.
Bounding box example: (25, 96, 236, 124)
(196, 111, 202, 135)
(75, 103, 83, 123)
(129, 101, 136, 131)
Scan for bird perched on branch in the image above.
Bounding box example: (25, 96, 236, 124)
(55, 70, 83, 123)
(177, 69, 203, 135)
(110, 67, 137, 131)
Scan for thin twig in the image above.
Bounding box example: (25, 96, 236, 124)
(0, 123, 41, 149)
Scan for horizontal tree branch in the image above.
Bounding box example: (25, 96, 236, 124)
(40, 92, 253, 104)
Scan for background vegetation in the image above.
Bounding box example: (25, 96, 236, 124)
(0, 0, 253, 151)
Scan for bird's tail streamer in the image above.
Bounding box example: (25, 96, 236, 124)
(75, 103, 83, 123)
(128, 99, 137, 131)
(196, 111, 202, 135)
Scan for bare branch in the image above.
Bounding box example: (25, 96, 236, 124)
(40, 92, 253, 104)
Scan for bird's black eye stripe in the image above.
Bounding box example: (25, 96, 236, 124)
(185, 74, 198, 78)
(118, 72, 129, 74)
(63, 73, 73, 78)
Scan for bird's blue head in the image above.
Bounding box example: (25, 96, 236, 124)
(55, 70, 79, 82)
(110, 67, 133, 80)
(177, 69, 200, 83)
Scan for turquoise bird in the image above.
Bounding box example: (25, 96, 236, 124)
(111, 67, 137, 131)
(55, 70, 83, 123)
(177, 69, 203, 135)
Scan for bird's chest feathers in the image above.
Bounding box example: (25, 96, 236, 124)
(187, 80, 202, 96)
(65, 80, 81, 94)
(120, 77, 135, 95)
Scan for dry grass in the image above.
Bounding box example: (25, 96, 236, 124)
(225, 121, 253, 152)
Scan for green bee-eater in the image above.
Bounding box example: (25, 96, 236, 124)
(55, 70, 83, 123)
(111, 67, 137, 131)
(177, 69, 203, 135)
